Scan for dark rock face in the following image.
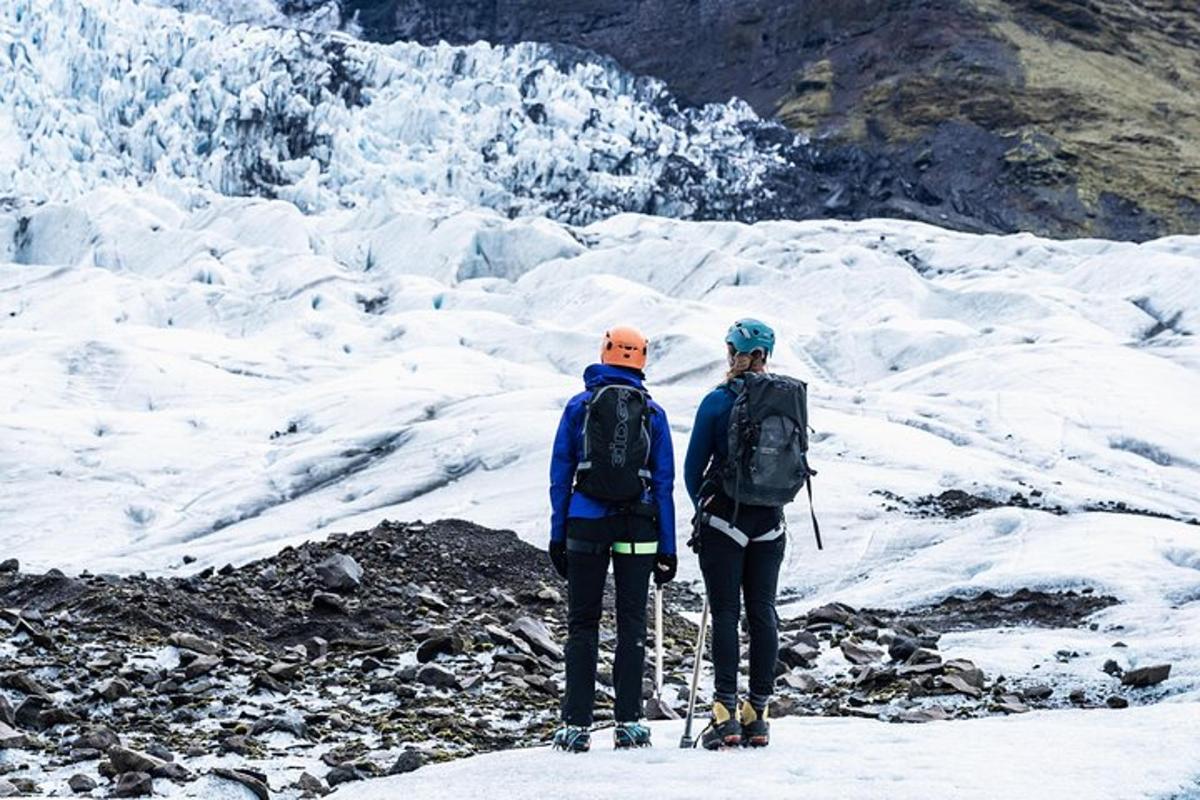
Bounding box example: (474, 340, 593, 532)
(337, 0, 1200, 241)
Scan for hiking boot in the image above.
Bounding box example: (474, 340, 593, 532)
(613, 721, 652, 749)
(701, 701, 741, 750)
(552, 725, 591, 753)
(740, 700, 770, 747)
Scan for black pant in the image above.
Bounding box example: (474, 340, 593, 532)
(698, 521, 785, 708)
(561, 516, 655, 726)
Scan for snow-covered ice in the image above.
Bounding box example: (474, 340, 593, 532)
(344, 707, 1200, 800)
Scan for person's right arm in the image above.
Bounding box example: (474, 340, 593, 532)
(683, 389, 723, 506)
(549, 396, 583, 544)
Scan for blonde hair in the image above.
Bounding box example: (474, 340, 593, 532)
(726, 347, 767, 380)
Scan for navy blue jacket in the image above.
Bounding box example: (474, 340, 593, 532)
(683, 383, 737, 506)
(549, 364, 676, 555)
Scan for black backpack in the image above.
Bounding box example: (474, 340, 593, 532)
(721, 372, 822, 548)
(574, 385, 653, 502)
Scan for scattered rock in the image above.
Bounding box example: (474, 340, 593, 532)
(778, 672, 820, 693)
(390, 749, 426, 775)
(417, 664, 461, 690)
(168, 632, 219, 655)
(887, 634, 920, 662)
(184, 654, 221, 680)
(1021, 684, 1053, 701)
(0, 559, 17, 574)
(417, 632, 464, 663)
(1, 670, 51, 698)
(0, 779, 18, 798)
(296, 772, 330, 797)
(995, 695, 1030, 714)
(112, 772, 153, 797)
(0, 721, 33, 749)
(315, 553, 363, 593)
(74, 726, 120, 751)
(304, 637, 329, 661)
(97, 677, 132, 702)
(1102, 659, 1123, 677)
(939, 673, 983, 698)
(108, 746, 166, 774)
(326, 765, 365, 787)
(779, 641, 819, 668)
(68, 773, 98, 794)
(311, 592, 348, 614)
(267, 662, 303, 681)
(1121, 664, 1171, 688)
(807, 602, 854, 626)
(0, 696, 10, 726)
(1069, 688, 1087, 704)
(897, 705, 951, 723)
(1106, 695, 1129, 709)
(212, 768, 270, 800)
(839, 639, 883, 666)
(509, 616, 563, 660)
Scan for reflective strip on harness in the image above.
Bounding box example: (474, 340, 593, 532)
(701, 513, 783, 548)
(567, 538, 658, 556)
(612, 541, 658, 555)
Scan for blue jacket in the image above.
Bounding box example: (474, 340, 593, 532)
(683, 383, 737, 506)
(549, 364, 676, 555)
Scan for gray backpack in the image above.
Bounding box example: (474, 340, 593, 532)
(721, 372, 822, 548)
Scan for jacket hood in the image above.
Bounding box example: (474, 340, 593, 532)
(583, 362, 647, 391)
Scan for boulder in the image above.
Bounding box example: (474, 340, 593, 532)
(995, 695, 1030, 714)
(778, 672, 820, 693)
(0, 695, 11, 726)
(509, 616, 563, 661)
(311, 592, 348, 614)
(887, 634, 920, 662)
(68, 773, 98, 794)
(315, 554, 363, 593)
(112, 772, 153, 797)
(0, 559, 17, 573)
(1121, 664, 1171, 688)
(0, 779, 18, 797)
(97, 677, 133, 702)
(778, 641, 819, 668)
(1106, 695, 1130, 709)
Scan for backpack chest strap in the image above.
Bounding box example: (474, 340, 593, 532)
(699, 512, 784, 548)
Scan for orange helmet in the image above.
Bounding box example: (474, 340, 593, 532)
(601, 326, 649, 370)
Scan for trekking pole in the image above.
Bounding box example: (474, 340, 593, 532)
(654, 583, 664, 703)
(678, 596, 709, 749)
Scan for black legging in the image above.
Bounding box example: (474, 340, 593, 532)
(561, 515, 656, 726)
(699, 523, 785, 709)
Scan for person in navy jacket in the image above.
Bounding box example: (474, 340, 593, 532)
(547, 326, 676, 752)
(683, 318, 784, 750)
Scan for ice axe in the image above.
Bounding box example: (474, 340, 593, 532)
(679, 596, 709, 749)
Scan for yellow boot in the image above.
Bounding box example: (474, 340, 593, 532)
(700, 701, 742, 750)
(740, 699, 770, 747)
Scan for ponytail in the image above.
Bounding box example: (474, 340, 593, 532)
(726, 347, 767, 381)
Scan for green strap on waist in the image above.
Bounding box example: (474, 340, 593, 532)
(611, 541, 657, 555)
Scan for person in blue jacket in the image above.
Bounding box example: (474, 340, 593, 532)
(683, 318, 784, 750)
(548, 326, 676, 753)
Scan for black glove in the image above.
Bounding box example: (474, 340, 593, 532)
(653, 553, 677, 585)
(548, 540, 568, 579)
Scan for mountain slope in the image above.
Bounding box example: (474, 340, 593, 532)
(340, 0, 1200, 240)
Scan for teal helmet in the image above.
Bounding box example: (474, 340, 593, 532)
(725, 318, 775, 357)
